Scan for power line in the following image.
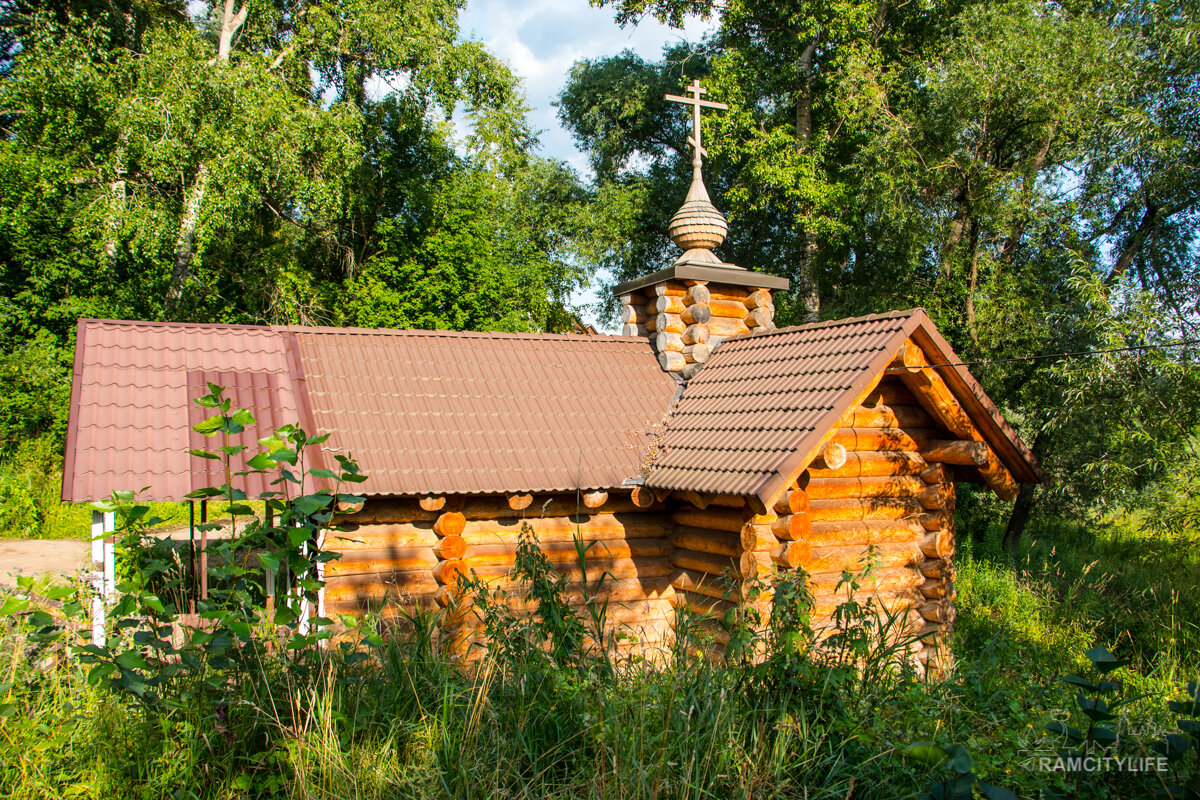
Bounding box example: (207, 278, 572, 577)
(924, 338, 1200, 370)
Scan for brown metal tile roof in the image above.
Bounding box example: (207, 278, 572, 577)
(63, 320, 677, 502)
(64, 308, 1039, 505)
(62, 320, 301, 503)
(643, 308, 1043, 506)
(290, 327, 677, 496)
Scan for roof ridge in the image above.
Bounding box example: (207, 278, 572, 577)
(80, 318, 641, 346)
(735, 308, 924, 341)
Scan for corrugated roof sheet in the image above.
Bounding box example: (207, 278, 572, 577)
(63, 320, 677, 502)
(644, 311, 916, 501)
(290, 327, 677, 496)
(63, 308, 1041, 505)
(62, 320, 300, 503)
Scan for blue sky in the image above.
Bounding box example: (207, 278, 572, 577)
(459, 1, 713, 328)
(460, 0, 711, 173)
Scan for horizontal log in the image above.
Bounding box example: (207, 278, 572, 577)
(326, 525, 438, 551)
(658, 351, 685, 371)
(739, 525, 778, 552)
(772, 540, 813, 569)
(620, 304, 648, 324)
(920, 578, 953, 600)
(434, 535, 466, 560)
(920, 510, 951, 531)
(808, 450, 927, 479)
(672, 506, 748, 533)
(708, 315, 751, 337)
(457, 602, 672, 631)
(676, 592, 770, 622)
(460, 512, 669, 545)
(465, 556, 674, 584)
(773, 488, 810, 515)
(434, 560, 465, 584)
(744, 307, 773, 329)
(920, 463, 947, 484)
(685, 284, 710, 305)
(325, 547, 438, 576)
(919, 559, 948, 579)
(808, 497, 925, 521)
(654, 313, 686, 334)
(433, 511, 466, 538)
(918, 601, 955, 624)
(918, 529, 954, 558)
(891, 344, 924, 371)
(804, 475, 931, 500)
(652, 295, 686, 315)
(654, 281, 688, 297)
(326, 596, 439, 616)
(324, 570, 440, 601)
(771, 514, 811, 541)
(582, 490, 609, 509)
(670, 567, 758, 603)
(681, 324, 709, 345)
(806, 518, 925, 548)
(670, 527, 739, 558)
(462, 538, 672, 567)
(468, 576, 676, 607)
(860, 381, 920, 408)
(806, 566, 924, 596)
(800, 541, 923, 575)
(813, 441, 848, 471)
(621, 323, 649, 337)
(671, 549, 751, 580)
(419, 496, 446, 512)
(706, 285, 750, 302)
(812, 590, 917, 620)
(838, 403, 934, 429)
(708, 298, 750, 318)
(745, 289, 773, 309)
(682, 342, 710, 362)
(922, 439, 988, 466)
(655, 332, 683, 352)
(828, 427, 937, 452)
(631, 486, 656, 508)
(682, 304, 712, 325)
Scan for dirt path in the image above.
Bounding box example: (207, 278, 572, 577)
(0, 522, 243, 587)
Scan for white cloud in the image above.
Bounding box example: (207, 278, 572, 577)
(461, 0, 713, 174)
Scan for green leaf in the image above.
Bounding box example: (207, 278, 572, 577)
(191, 416, 225, 436)
(245, 452, 276, 470)
(287, 528, 312, 547)
(309, 468, 338, 479)
(1062, 675, 1098, 692)
(1091, 726, 1118, 746)
(1045, 721, 1084, 743)
(0, 597, 30, 616)
(114, 650, 151, 670)
(188, 449, 221, 460)
(901, 742, 947, 765)
(1085, 646, 1129, 675)
(977, 782, 1018, 800)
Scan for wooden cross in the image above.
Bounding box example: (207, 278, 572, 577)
(664, 79, 728, 171)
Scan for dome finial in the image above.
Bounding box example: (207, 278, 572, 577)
(664, 80, 732, 260)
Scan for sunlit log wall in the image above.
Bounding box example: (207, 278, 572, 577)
(326, 378, 962, 676)
(328, 491, 678, 662)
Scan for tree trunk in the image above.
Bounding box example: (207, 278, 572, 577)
(1001, 123, 1055, 264)
(105, 131, 128, 266)
(1108, 199, 1158, 286)
(792, 38, 821, 322)
(966, 217, 979, 344)
(1002, 429, 1046, 554)
(163, 0, 246, 311)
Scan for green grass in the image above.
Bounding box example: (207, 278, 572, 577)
(0, 506, 1195, 799)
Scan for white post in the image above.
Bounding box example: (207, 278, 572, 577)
(90, 511, 107, 645)
(103, 511, 116, 597)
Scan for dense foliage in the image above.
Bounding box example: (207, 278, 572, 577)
(561, 0, 1200, 538)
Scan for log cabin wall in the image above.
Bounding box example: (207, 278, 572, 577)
(327, 492, 678, 661)
(800, 376, 958, 677)
(618, 279, 776, 379)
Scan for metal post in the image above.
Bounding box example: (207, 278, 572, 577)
(200, 500, 208, 601)
(188, 500, 196, 614)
